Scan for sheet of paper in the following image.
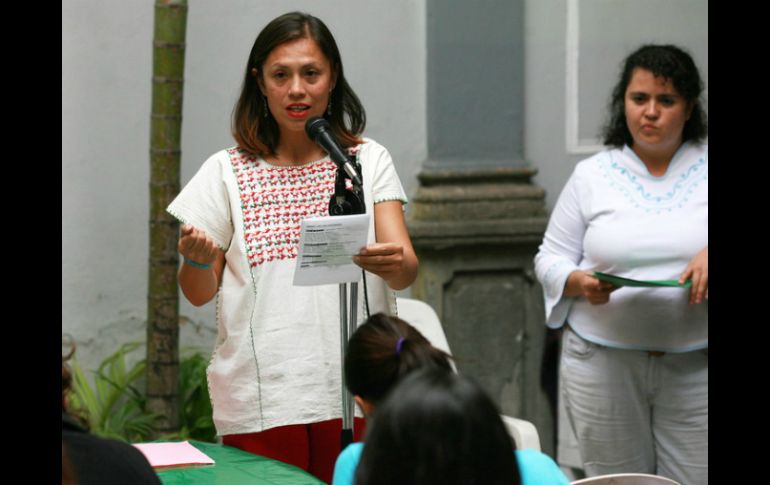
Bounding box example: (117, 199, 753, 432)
(293, 214, 370, 286)
(132, 440, 215, 468)
(593, 271, 692, 288)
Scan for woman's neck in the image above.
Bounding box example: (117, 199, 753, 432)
(268, 131, 327, 166)
(630, 141, 683, 177)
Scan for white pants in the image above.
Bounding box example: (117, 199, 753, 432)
(560, 326, 708, 485)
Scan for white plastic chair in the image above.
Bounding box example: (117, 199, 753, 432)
(396, 297, 452, 356)
(570, 473, 682, 485)
(500, 415, 541, 451)
(396, 297, 541, 450)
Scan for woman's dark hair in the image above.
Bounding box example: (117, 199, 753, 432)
(602, 44, 707, 147)
(355, 368, 522, 485)
(62, 335, 89, 429)
(232, 11, 366, 156)
(345, 313, 453, 406)
(62, 336, 76, 411)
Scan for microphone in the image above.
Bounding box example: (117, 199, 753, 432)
(305, 117, 363, 186)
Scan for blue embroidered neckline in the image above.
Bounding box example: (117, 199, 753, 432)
(600, 145, 707, 213)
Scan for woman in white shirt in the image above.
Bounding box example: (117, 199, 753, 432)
(534, 44, 707, 485)
(167, 11, 417, 484)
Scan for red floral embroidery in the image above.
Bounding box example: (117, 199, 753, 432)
(228, 148, 340, 267)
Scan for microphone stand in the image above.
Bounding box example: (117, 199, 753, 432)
(328, 153, 365, 451)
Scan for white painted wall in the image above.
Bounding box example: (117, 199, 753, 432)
(62, 1, 427, 373)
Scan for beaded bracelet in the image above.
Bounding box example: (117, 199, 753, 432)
(184, 257, 212, 270)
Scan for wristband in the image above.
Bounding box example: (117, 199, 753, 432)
(184, 257, 211, 270)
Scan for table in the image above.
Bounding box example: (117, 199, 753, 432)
(156, 440, 325, 484)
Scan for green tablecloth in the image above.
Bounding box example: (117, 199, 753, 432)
(156, 440, 325, 485)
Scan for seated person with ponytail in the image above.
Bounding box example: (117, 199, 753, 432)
(332, 313, 568, 485)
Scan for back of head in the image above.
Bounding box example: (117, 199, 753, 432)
(345, 313, 453, 405)
(62, 335, 84, 422)
(355, 368, 521, 485)
(62, 343, 74, 411)
(602, 43, 707, 147)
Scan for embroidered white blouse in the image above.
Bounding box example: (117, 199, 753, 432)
(167, 138, 408, 435)
(534, 142, 708, 352)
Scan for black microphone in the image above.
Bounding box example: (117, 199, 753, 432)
(305, 117, 363, 186)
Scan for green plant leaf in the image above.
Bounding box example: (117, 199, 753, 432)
(68, 342, 158, 442)
(68, 343, 216, 443)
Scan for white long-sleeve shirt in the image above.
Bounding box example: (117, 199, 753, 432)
(534, 142, 707, 352)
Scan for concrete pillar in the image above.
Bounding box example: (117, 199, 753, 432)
(408, 0, 553, 455)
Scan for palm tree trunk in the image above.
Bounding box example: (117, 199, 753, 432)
(147, 0, 187, 435)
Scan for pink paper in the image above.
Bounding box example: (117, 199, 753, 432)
(132, 441, 215, 468)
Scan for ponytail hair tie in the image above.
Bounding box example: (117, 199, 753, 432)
(395, 337, 405, 355)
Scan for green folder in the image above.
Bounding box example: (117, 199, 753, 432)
(593, 271, 692, 288)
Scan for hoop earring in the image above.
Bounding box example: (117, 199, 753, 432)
(263, 97, 269, 118)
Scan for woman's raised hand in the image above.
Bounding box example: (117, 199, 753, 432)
(353, 243, 405, 281)
(178, 224, 219, 265)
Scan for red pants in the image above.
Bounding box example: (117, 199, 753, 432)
(223, 417, 366, 484)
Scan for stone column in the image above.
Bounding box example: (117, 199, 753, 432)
(408, 0, 554, 454)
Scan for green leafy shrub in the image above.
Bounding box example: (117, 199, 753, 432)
(67, 343, 216, 443)
(67, 342, 159, 442)
(165, 349, 216, 442)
